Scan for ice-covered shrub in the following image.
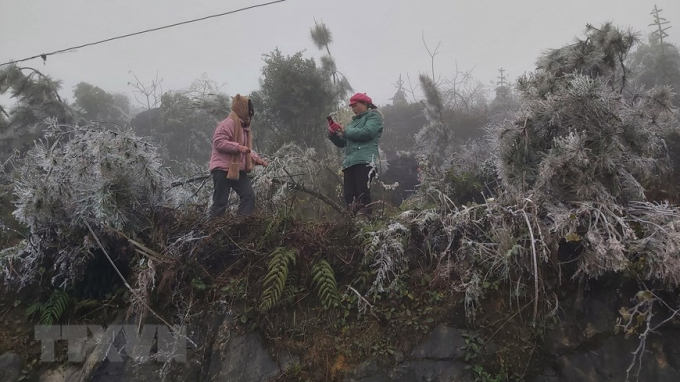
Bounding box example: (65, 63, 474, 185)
(1, 120, 169, 288)
(495, 23, 673, 204)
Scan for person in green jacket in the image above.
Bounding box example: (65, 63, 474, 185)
(328, 92, 384, 215)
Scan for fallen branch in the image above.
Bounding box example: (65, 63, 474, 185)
(169, 175, 210, 188)
(169, 172, 345, 214)
(270, 178, 345, 214)
(520, 202, 540, 325)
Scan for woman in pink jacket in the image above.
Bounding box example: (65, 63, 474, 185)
(209, 94, 267, 216)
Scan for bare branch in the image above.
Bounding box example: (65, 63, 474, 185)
(422, 31, 441, 83)
(128, 70, 164, 111)
(168, 173, 346, 214)
(270, 178, 345, 213)
(0, 105, 9, 119)
(405, 73, 420, 103)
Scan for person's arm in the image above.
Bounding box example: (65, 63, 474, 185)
(213, 119, 241, 154)
(251, 150, 268, 166)
(343, 112, 383, 142)
(328, 131, 347, 148)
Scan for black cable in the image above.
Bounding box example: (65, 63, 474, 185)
(0, 0, 287, 67)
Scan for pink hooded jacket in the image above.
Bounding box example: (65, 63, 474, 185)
(209, 117, 261, 173)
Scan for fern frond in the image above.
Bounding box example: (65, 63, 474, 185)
(260, 247, 297, 311)
(311, 260, 340, 309)
(25, 302, 44, 319)
(40, 288, 70, 325)
(283, 271, 299, 303)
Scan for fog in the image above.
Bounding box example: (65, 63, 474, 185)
(3, 4, 680, 380)
(2, 0, 678, 105)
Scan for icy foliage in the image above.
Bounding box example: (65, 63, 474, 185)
(250, 142, 338, 215)
(495, 24, 673, 204)
(498, 75, 672, 204)
(383, 196, 680, 319)
(165, 159, 214, 210)
(359, 222, 410, 295)
(13, 120, 167, 231)
(2, 120, 169, 288)
(373, 24, 680, 316)
(546, 201, 680, 286)
(625, 201, 680, 286)
(413, 70, 489, 168)
(253, 144, 318, 199)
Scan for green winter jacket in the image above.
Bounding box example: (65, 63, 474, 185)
(328, 110, 384, 169)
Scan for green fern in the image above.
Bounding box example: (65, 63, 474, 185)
(261, 218, 279, 246)
(260, 247, 297, 311)
(40, 289, 70, 325)
(282, 271, 299, 303)
(25, 302, 44, 319)
(311, 260, 340, 309)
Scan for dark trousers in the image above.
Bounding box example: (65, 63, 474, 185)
(343, 164, 374, 215)
(210, 170, 256, 217)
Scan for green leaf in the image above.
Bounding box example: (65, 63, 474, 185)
(565, 232, 581, 242)
(25, 302, 43, 318)
(259, 248, 297, 311)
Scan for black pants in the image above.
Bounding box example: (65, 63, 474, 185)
(210, 170, 256, 217)
(343, 164, 374, 215)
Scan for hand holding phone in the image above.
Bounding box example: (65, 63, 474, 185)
(328, 120, 342, 134)
(327, 116, 339, 133)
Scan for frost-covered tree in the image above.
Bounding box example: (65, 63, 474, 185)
(0, 64, 78, 156)
(1, 120, 169, 289)
(496, 23, 673, 204)
(367, 24, 680, 326)
(127, 75, 230, 170)
(0, 65, 79, 248)
(72, 82, 131, 126)
(628, 38, 680, 92)
(486, 23, 679, 287)
(380, 76, 427, 155)
(415, 71, 489, 169)
(157, 91, 228, 166)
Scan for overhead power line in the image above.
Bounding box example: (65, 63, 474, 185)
(0, 0, 287, 68)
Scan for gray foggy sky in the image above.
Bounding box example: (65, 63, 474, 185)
(1, 0, 679, 107)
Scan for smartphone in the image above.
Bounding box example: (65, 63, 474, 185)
(326, 116, 334, 123)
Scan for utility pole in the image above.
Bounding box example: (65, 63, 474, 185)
(650, 4, 671, 56)
(497, 68, 508, 88)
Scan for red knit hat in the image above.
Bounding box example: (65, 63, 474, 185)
(349, 93, 372, 106)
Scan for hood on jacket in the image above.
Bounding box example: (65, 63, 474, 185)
(231, 94, 252, 125)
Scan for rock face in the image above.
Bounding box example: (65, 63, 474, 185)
(344, 321, 680, 382)
(201, 314, 299, 382)
(34, 313, 296, 382)
(345, 324, 473, 382)
(388, 360, 471, 382)
(535, 330, 680, 382)
(209, 332, 280, 382)
(410, 325, 466, 360)
(532, 286, 680, 382)
(346, 358, 472, 382)
(0, 352, 22, 382)
(33, 306, 680, 382)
